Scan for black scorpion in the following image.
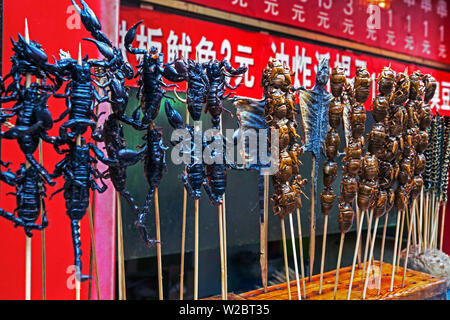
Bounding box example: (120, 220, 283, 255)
(0, 34, 57, 185)
(0, 164, 49, 237)
(203, 59, 247, 128)
(50, 138, 118, 281)
(124, 20, 185, 126)
(173, 58, 209, 122)
(166, 100, 206, 200)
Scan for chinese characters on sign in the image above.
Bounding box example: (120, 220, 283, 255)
(183, 0, 450, 65)
(120, 5, 450, 115)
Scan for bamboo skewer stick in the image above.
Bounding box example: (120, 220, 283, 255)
(377, 213, 389, 296)
(179, 180, 187, 301)
(37, 123, 46, 300)
(430, 198, 441, 249)
(333, 232, 345, 300)
(355, 206, 362, 268)
(361, 210, 373, 282)
(362, 216, 380, 299)
(309, 157, 316, 281)
(440, 200, 447, 251)
(218, 204, 225, 300)
(25, 236, 31, 300)
(74, 45, 83, 301)
(24, 18, 32, 301)
(179, 104, 189, 300)
(347, 210, 366, 300)
(222, 199, 228, 298)
(154, 188, 163, 300)
(280, 219, 291, 300)
(318, 215, 328, 295)
(295, 208, 306, 298)
(219, 115, 228, 300)
(88, 197, 101, 300)
(288, 214, 301, 300)
(402, 200, 417, 287)
(396, 209, 406, 271)
(424, 192, 429, 250)
(261, 175, 269, 292)
(389, 210, 402, 292)
(194, 199, 199, 300)
(419, 189, 424, 252)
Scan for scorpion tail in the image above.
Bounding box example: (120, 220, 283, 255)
(71, 219, 91, 282)
(124, 20, 144, 54)
(135, 188, 159, 248)
(165, 99, 184, 130)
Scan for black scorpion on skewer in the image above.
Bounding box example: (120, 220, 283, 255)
(166, 100, 206, 200)
(173, 58, 209, 122)
(48, 51, 116, 143)
(92, 110, 149, 244)
(203, 59, 247, 128)
(50, 137, 119, 281)
(0, 164, 50, 237)
(203, 133, 236, 205)
(136, 122, 167, 247)
(0, 34, 58, 185)
(125, 20, 185, 126)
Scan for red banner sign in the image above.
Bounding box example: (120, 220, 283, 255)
(120, 5, 450, 116)
(183, 0, 450, 65)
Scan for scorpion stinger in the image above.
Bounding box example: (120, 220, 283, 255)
(71, 0, 112, 46)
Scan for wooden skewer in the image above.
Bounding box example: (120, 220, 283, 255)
(219, 113, 228, 299)
(218, 204, 226, 300)
(24, 18, 32, 301)
(402, 200, 417, 287)
(194, 199, 199, 300)
(333, 232, 345, 300)
(179, 180, 187, 301)
(389, 210, 402, 292)
(309, 157, 316, 281)
(25, 236, 31, 300)
(440, 200, 447, 251)
(280, 219, 291, 300)
(318, 215, 328, 295)
(429, 191, 436, 248)
(116, 193, 125, 300)
(430, 197, 441, 249)
(75, 134, 82, 300)
(418, 189, 424, 252)
(395, 209, 406, 272)
(179, 104, 189, 300)
(37, 121, 46, 300)
(361, 209, 373, 282)
(412, 203, 417, 248)
(288, 213, 301, 300)
(362, 216, 380, 299)
(424, 192, 429, 250)
(377, 212, 389, 296)
(295, 208, 306, 298)
(355, 205, 362, 268)
(154, 188, 163, 300)
(261, 175, 269, 292)
(347, 209, 366, 300)
(88, 197, 101, 300)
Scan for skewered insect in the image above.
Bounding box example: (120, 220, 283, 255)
(50, 138, 118, 281)
(0, 164, 49, 237)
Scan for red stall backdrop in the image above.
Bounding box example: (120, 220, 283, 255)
(183, 0, 450, 65)
(0, 0, 118, 300)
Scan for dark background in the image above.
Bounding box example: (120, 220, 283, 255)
(118, 87, 400, 299)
